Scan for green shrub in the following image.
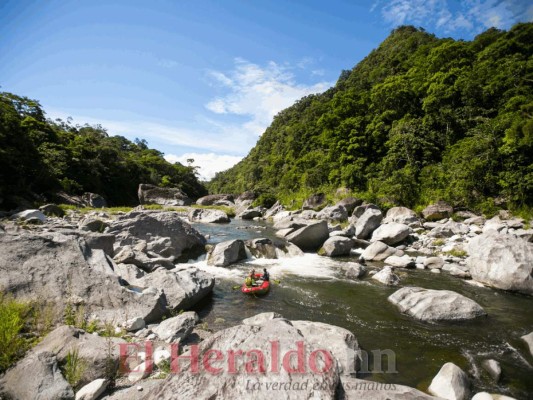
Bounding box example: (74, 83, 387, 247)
(61, 348, 86, 390)
(0, 294, 33, 372)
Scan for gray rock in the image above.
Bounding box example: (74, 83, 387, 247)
(352, 204, 380, 219)
(196, 194, 234, 206)
(319, 236, 354, 257)
(135, 266, 214, 311)
(40, 203, 65, 217)
(336, 197, 363, 214)
(422, 201, 453, 221)
(107, 211, 206, 260)
(12, 209, 47, 222)
(83, 233, 115, 257)
(114, 263, 146, 283)
(81, 192, 107, 208)
(0, 351, 74, 400)
(152, 311, 198, 342)
(383, 207, 419, 225)
(521, 331, 533, 357)
(145, 318, 340, 400)
(371, 223, 410, 245)
(0, 234, 167, 324)
(388, 287, 486, 322)
(286, 220, 329, 251)
(424, 257, 444, 269)
(481, 359, 501, 382)
(345, 263, 366, 279)
(273, 216, 307, 230)
(188, 208, 230, 223)
(79, 218, 108, 233)
(467, 231, 533, 295)
(292, 320, 359, 375)
(429, 221, 469, 238)
(372, 266, 400, 286)
(31, 325, 125, 386)
(385, 255, 414, 268)
(302, 193, 327, 210)
(354, 208, 383, 239)
(75, 379, 108, 400)
(238, 208, 263, 220)
(124, 317, 146, 332)
(207, 239, 247, 267)
(242, 312, 284, 326)
(246, 238, 279, 259)
(264, 201, 284, 218)
(464, 216, 486, 226)
(339, 376, 438, 399)
(360, 241, 402, 261)
(137, 183, 191, 206)
(428, 362, 470, 400)
(318, 205, 348, 221)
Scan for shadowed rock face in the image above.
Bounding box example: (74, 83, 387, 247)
(0, 233, 167, 324)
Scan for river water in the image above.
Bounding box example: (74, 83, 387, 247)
(182, 219, 533, 399)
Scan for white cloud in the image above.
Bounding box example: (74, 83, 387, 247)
(165, 153, 243, 181)
(376, 0, 532, 34)
(205, 58, 331, 137)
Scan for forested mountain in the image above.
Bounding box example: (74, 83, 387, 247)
(0, 93, 206, 208)
(210, 24, 533, 214)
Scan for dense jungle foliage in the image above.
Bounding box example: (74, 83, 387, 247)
(209, 24, 533, 214)
(0, 93, 207, 208)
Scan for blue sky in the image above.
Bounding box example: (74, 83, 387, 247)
(1, 0, 531, 180)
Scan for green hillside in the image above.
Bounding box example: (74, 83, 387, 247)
(209, 24, 533, 214)
(0, 93, 207, 209)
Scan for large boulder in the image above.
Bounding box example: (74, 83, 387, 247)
(81, 192, 107, 208)
(319, 236, 354, 257)
(354, 208, 383, 239)
(0, 351, 74, 400)
(75, 379, 108, 400)
(466, 231, 533, 295)
(291, 320, 359, 376)
(39, 203, 65, 217)
(286, 220, 329, 251)
(137, 184, 192, 206)
(371, 266, 400, 286)
(302, 193, 327, 210)
(383, 207, 419, 225)
(521, 331, 533, 357)
(388, 287, 487, 322)
(317, 205, 348, 222)
(0, 233, 167, 324)
(145, 317, 341, 399)
(339, 376, 438, 399)
(188, 208, 230, 223)
(196, 194, 234, 206)
(134, 266, 214, 311)
(422, 201, 453, 221)
(107, 211, 206, 261)
(207, 239, 248, 267)
(360, 241, 402, 261)
(31, 325, 125, 386)
(152, 311, 198, 343)
(238, 208, 263, 220)
(245, 238, 302, 259)
(428, 362, 470, 400)
(336, 197, 363, 215)
(370, 223, 410, 245)
(11, 209, 47, 222)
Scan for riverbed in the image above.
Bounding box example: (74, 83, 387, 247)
(184, 219, 533, 399)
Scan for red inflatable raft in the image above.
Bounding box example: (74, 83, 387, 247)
(241, 273, 270, 295)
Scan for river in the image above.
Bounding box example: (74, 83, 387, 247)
(183, 219, 533, 399)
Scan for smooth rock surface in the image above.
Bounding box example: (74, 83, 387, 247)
(372, 266, 400, 286)
(354, 208, 383, 239)
(188, 208, 230, 223)
(286, 220, 329, 251)
(319, 236, 354, 257)
(388, 287, 487, 322)
(360, 241, 402, 261)
(152, 311, 198, 343)
(371, 223, 410, 245)
(427, 362, 470, 400)
(207, 239, 247, 267)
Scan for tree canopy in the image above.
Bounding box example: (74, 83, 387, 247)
(209, 24, 533, 213)
(0, 93, 207, 208)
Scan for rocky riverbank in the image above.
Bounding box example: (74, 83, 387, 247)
(0, 193, 532, 399)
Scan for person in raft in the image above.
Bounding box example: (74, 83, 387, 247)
(262, 268, 270, 282)
(245, 269, 257, 287)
